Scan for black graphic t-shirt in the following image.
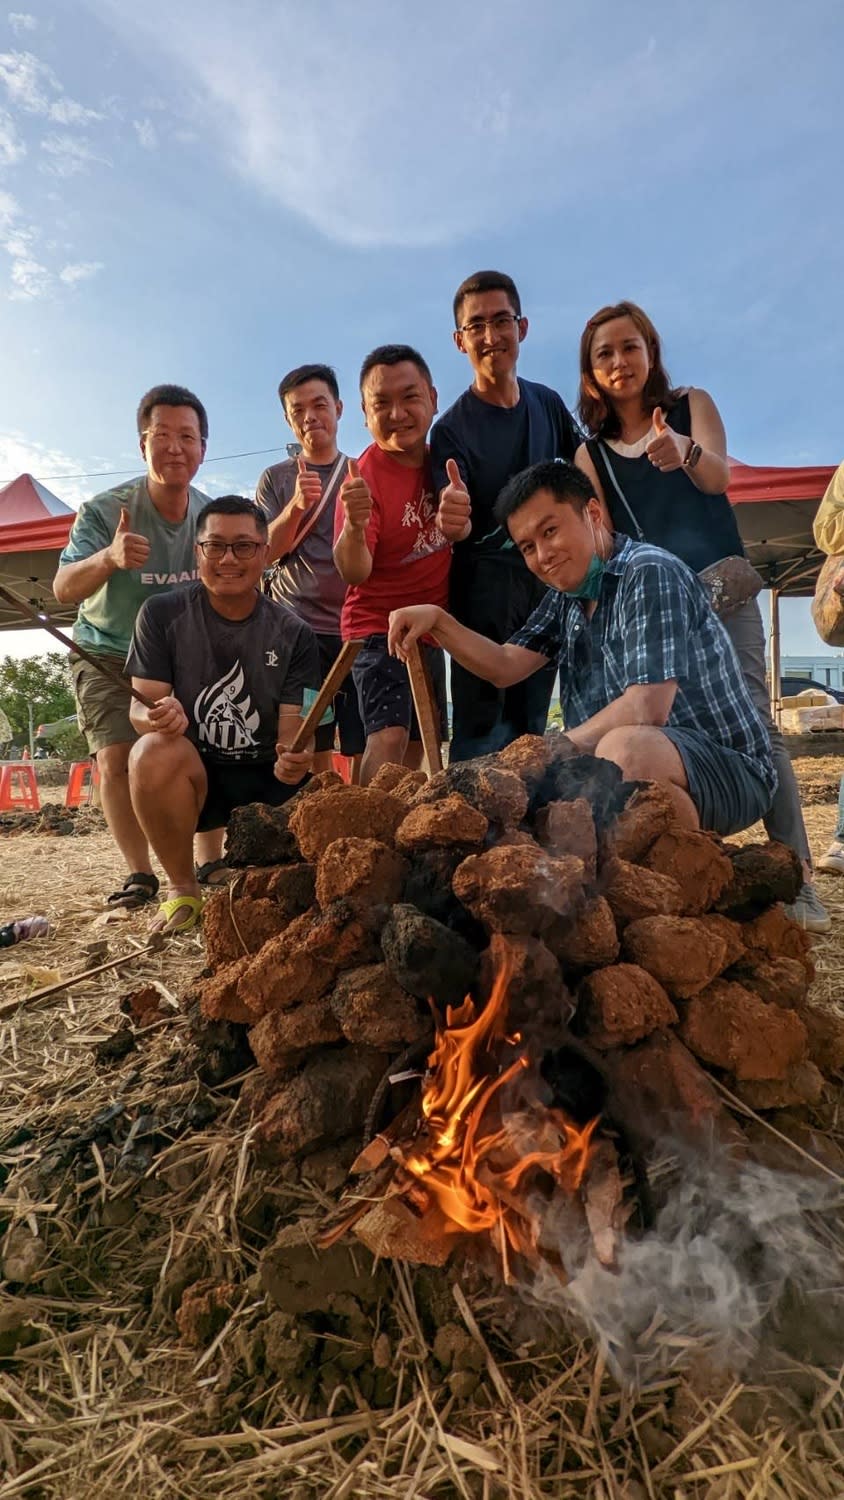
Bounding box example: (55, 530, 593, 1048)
(127, 583, 321, 764)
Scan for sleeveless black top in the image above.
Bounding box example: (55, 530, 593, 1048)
(587, 392, 744, 573)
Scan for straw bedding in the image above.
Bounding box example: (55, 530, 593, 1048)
(0, 769, 842, 1498)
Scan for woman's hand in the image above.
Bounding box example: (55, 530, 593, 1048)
(645, 407, 691, 473)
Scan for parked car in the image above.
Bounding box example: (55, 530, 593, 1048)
(34, 713, 79, 757)
(779, 676, 844, 704)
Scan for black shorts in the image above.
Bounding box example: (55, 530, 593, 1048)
(663, 727, 772, 836)
(315, 632, 366, 756)
(197, 759, 304, 832)
(352, 635, 448, 742)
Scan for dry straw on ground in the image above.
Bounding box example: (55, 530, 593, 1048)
(0, 767, 842, 1497)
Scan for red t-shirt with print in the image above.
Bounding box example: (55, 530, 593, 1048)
(336, 443, 451, 639)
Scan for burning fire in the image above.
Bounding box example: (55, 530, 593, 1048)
(399, 951, 599, 1271)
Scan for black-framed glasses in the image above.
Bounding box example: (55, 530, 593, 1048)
(197, 539, 263, 560)
(458, 312, 521, 339)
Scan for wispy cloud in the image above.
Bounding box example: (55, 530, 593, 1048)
(0, 429, 92, 508)
(58, 259, 103, 284)
(80, 0, 742, 250)
(40, 131, 108, 177)
(5, 229, 51, 298)
(7, 13, 38, 35)
(0, 49, 102, 124)
(133, 116, 156, 149)
(0, 104, 24, 164)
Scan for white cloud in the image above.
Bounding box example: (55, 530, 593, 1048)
(40, 132, 107, 177)
(0, 430, 91, 509)
(7, 13, 38, 34)
(6, 238, 50, 298)
(58, 259, 103, 284)
(79, 0, 725, 249)
(0, 104, 24, 164)
(0, 49, 101, 124)
(133, 116, 157, 149)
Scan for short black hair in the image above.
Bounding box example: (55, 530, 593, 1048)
(136, 384, 209, 442)
(359, 344, 433, 392)
(196, 495, 268, 536)
(453, 270, 521, 328)
(278, 363, 340, 409)
(494, 461, 594, 528)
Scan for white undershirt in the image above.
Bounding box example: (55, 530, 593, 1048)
(605, 425, 656, 458)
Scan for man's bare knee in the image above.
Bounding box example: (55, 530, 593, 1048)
(97, 741, 132, 780)
(129, 733, 199, 785)
(593, 727, 645, 779)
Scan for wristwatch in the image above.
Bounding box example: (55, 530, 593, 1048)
(683, 441, 702, 470)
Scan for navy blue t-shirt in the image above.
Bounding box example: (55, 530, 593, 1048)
(430, 378, 580, 558)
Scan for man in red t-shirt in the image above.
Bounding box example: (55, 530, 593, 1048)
(333, 344, 471, 783)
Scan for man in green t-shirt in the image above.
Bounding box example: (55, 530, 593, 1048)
(53, 384, 215, 907)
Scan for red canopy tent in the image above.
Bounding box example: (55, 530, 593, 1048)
(0, 473, 76, 631)
(727, 457, 837, 709)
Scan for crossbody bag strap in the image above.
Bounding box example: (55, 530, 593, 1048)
(281, 453, 347, 560)
(587, 438, 645, 543)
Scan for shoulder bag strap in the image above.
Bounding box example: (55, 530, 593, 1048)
(587, 438, 645, 542)
(279, 453, 347, 561)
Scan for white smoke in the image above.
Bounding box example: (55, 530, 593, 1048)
(529, 1146, 843, 1385)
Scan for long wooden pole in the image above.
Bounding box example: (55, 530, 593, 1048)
(0, 584, 156, 709)
(0, 942, 160, 1020)
(405, 642, 443, 776)
(289, 639, 362, 753)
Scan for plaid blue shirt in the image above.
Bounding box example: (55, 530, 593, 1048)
(510, 536, 776, 797)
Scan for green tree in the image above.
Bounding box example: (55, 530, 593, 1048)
(0, 653, 76, 741)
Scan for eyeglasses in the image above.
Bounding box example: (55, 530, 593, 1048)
(197, 539, 263, 560)
(144, 427, 203, 446)
(458, 312, 521, 340)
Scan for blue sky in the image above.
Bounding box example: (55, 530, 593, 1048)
(0, 0, 843, 660)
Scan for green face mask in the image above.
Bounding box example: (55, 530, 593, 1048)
(563, 516, 606, 600)
(565, 551, 605, 600)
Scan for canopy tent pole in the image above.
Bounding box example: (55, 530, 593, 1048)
(769, 586, 782, 729)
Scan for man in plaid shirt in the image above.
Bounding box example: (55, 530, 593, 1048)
(387, 460, 775, 835)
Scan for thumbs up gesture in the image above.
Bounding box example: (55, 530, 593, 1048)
(645, 406, 687, 472)
(291, 454, 323, 513)
(339, 458, 373, 532)
(108, 504, 151, 570)
(436, 458, 472, 541)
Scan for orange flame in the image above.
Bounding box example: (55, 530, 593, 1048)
(401, 949, 598, 1263)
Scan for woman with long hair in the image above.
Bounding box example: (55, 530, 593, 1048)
(574, 299, 827, 932)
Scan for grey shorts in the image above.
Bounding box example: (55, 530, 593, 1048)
(664, 726, 773, 836)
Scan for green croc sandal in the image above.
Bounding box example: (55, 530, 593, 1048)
(151, 895, 204, 935)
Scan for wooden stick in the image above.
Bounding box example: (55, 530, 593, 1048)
(0, 942, 160, 1019)
(0, 584, 156, 709)
(289, 639, 362, 752)
(405, 642, 443, 775)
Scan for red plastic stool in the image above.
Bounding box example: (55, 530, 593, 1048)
(65, 758, 100, 808)
(332, 753, 354, 784)
(0, 762, 40, 812)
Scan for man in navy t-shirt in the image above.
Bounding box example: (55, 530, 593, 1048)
(430, 270, 580, 761)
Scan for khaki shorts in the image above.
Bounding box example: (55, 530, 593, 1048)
(70, 653, 137, 754)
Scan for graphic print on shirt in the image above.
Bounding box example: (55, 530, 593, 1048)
(194, 661, 260, 755)
(401, 487, 448, 561)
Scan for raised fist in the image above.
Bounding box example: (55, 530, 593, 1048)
(340, 458, 373, 532)
(436, 457, 472, 541)
(108, 505, 151, 570)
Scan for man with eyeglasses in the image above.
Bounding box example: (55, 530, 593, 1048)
(54, 384, 215, 909)
(430, 270, 580, 760)
(125, 496, 320, 932)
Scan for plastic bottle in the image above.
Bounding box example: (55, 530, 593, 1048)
(0, 916, 51, 948)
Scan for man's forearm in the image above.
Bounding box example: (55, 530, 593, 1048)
(265, 504, 302, 565)
(333, 526, 372, 585)
(428, 609, 541, 689)
(53, 549, 116, 604)
(566, 682, 677, 751)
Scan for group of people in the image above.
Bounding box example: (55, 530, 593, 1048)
(54, 269, 830, 935)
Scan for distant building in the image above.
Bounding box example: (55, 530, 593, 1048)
(780, 654, 844, 691)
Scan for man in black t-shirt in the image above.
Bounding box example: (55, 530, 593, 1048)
(126, 495, 320, 932)
(430, 270, 580, 760)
